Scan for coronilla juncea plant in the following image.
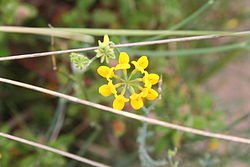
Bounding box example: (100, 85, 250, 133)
(96, 43, 160, 110)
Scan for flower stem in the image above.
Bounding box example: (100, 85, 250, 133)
(137, 103, 167, 167)
(128, 69, 138, 80)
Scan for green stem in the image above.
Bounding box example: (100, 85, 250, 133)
(123, 69, 128, 80)
(46, 83, 72, 141)
(128, 69, 138, 80)
(169, 0, 217, 30)
(143, 0, 222, 41)
(1, 26, 248, 37)
(129, 78, 143, 83)
(54, 28, 249, 37)
(114, 75, 126, 82)
(129, 40, 249, 57)
(197, 51, 238, 83)
(89, 55, 98, 64)
(223, 113, 250, 131)
(137, 105, 167, 167)
(66, 126, 101, 167)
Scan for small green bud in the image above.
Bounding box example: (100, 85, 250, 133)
(94, 35, 116, 63)
(69, 53, 90, 70)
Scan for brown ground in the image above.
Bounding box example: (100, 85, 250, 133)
(206, 55, 250, 167)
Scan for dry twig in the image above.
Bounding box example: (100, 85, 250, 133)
(0, 31, 250, 61)
(0, 77, 250, 144)
(0, 132, 110, 167)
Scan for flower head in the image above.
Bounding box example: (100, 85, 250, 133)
(70, 53, 90, 70)
(97, 39, 159, 110)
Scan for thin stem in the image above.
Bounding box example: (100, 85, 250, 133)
(169, 0, 217, 30)
(46, 83, 72, 141)
(128, 83, 142, 91)
(89, 55, 98, 64)
(1, 31, 250, 61)
(2, 26, 250, 37)
(115, 83, 124, 88)
(128, 69, 138, 80)
(114, 75, 125, 82)
(0, 77, 250, 144)
(67, 126, 101, 167)
(0, 132, 110, 167)
(223, 113, 250, 131)
(0, 26, 94, 42)
(145, 0, 219, 41)
(121, 85, 127, 95)
(54, 28, 250, 37)
(137, 99, 167, 166)
(129, 78, 143, 83)
(123, 69, 128, 80)
(130, 40, 249, 57)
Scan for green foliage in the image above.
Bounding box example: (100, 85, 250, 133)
(0, 0, 249, 166)
(0, 126, 73, 166)
(0, 0, 37, 25)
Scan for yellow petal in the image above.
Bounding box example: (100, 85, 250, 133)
(103, 34, 110, 47)
(140, 88, 149, 97)
(97, 66, 114, 78)
(115, 64, 131, 70)
(131, 61, 144, 73)
(115, 52, 131, 70)
(108, 81, 117, 95)
(146, 88, 158, 101)
(99, 84, 112, 96)
(113, 95, 129, 110)
(130, 93, 144, 110)
(148, 73, 159, 85)
(137, 56, 148, 69)
(119, 52, 130, 64)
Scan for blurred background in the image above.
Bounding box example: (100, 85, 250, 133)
(0, 0, 249, 166)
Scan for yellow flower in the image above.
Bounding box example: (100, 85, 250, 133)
(97, 66, 114, 79)
(113, 95, 129, 110)
(97, 49, 159, 110)
(143, 72, 160, 88)
(99, 81, 117, 96)
(115, 52, 131, 70)
(130, 93, 144, 110)
(98, 34, 110, 47)
(145, 88, 158, 101)
(132, 56, 148, 73)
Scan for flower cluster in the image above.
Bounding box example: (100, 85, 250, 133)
(94, 35, 115, 63)
(97, 51, 159, 110)
(70, 53, 90, 70)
